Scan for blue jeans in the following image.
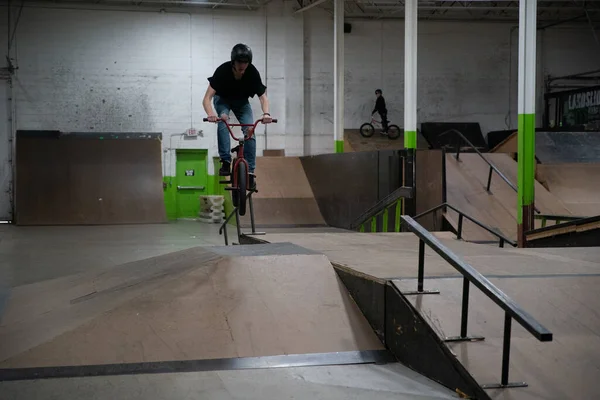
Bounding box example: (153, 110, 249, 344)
(213, 95, 256, 173)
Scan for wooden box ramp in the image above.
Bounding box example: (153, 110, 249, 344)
(333, 264, 491, 400)
(525, 215, 600, 247)
(393, 275, 600, 400)
(238, 156, 327, 228)
(15, 131, 167, 226)
(0, 245, 385, 380)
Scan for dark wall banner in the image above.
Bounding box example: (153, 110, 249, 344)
(545, 85, 600, 130)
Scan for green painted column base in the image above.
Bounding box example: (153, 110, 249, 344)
(335, 140, 344, 153)
(517, 113, 536, 225)
(404, 130, 417, 149)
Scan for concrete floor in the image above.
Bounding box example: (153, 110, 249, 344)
(0, 221, 227, 287)
(0, 221, 459, 399)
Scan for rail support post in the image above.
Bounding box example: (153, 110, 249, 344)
(402, 239, 440, 296)
(482, 312, 528, 389)
(444, 278, 485, 343)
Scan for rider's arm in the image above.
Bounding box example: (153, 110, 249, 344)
(202, 84, 217, 116)
(258, 93, 270, 116)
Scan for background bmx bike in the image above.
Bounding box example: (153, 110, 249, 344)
(360, 115, 401, 140)
(203, 115, 277, 217)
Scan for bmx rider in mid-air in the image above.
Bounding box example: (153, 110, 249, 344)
(202, 43, 272, 190)
(372, 89, 389, 134)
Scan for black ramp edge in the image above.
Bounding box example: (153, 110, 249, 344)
(384, 283, 491, 400)
(0, 350, 396, 382)
(333, 263, 387, 343)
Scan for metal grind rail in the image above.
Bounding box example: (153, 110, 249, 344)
(439, 129, 541, 214)
(399, 215, 552, 389)
(413, 202, 517, 248)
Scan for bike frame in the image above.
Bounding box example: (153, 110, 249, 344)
(203, 116, 277, 187)
(370, 117, 382, 127)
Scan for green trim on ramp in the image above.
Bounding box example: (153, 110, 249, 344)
(335, 140, 344, 153)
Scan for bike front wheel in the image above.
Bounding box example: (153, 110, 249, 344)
(387, 124, 401, 140)
(359, 123, 375, 138)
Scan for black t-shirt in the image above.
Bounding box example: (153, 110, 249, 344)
(208, 61, 267, 102)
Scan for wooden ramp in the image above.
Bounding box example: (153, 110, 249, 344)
(444, 153, 572, 242)
(241, 156, 326, 228)
(15, 131, 167, 225)
(0, 245, 383, 371)
(243, 230, 600, 400)
(536, 163, 600, 217)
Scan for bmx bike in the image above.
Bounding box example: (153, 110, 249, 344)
(203, 115, 277, 217)
(359, 116, 401, 140)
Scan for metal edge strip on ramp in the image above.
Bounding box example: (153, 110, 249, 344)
(0, 350, 395, 382)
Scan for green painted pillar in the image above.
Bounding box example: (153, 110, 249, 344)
(334, 0, 344, 153)
(404, 0, 417, 150)
(517, 0, 537, 247)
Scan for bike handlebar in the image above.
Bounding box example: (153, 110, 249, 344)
(203, 116, 278, 142)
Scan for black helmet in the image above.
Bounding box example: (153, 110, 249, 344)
(231, 43, 253, 64)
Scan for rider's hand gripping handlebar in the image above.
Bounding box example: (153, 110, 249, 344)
(202, 116, 278, 141)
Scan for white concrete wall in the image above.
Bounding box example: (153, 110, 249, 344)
(6, 2, 600, 171)
(8, 3, 302, 175)
(307, 10, 600, 145)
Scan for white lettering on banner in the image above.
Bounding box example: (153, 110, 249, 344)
(568, 90, 600, 110)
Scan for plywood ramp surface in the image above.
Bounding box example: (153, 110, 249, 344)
(394, 276, 600, 400)
(445, 153, 572, 242)
(254, 231, 600, 280)
(242, 157, 326, 226)
(0, 249, 382, 368)
(537, 163, 600, 216)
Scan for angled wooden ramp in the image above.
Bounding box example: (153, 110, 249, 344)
(444, 153, 572, 242)
(240, 156, 327, 228)
(0, 245, 383, 373)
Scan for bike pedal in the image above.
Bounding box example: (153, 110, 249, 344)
(224, 187, 237, 191)
(219, 180, 231, 184)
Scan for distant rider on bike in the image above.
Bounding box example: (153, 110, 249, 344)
(372, 89, 389, 133)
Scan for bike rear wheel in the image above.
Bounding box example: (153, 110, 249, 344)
(237, 161, 248, 216)
(359, 123, 375, 138)
(387, 124, 401, 140)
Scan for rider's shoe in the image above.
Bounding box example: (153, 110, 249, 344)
(219, 160, 231, 176)
(248, 173, 257, 191)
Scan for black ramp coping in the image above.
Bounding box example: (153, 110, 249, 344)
(536, 131, 600, 163)
(0, 350, 396, 382)
(420, 122, 488, 151)
(206, 242, 321, 257)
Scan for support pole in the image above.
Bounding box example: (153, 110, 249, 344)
(404, 0, 418, 150)
(517, 0, 537, 247)
(334, 0, 344, 153)
(402, 0, 418, 218)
